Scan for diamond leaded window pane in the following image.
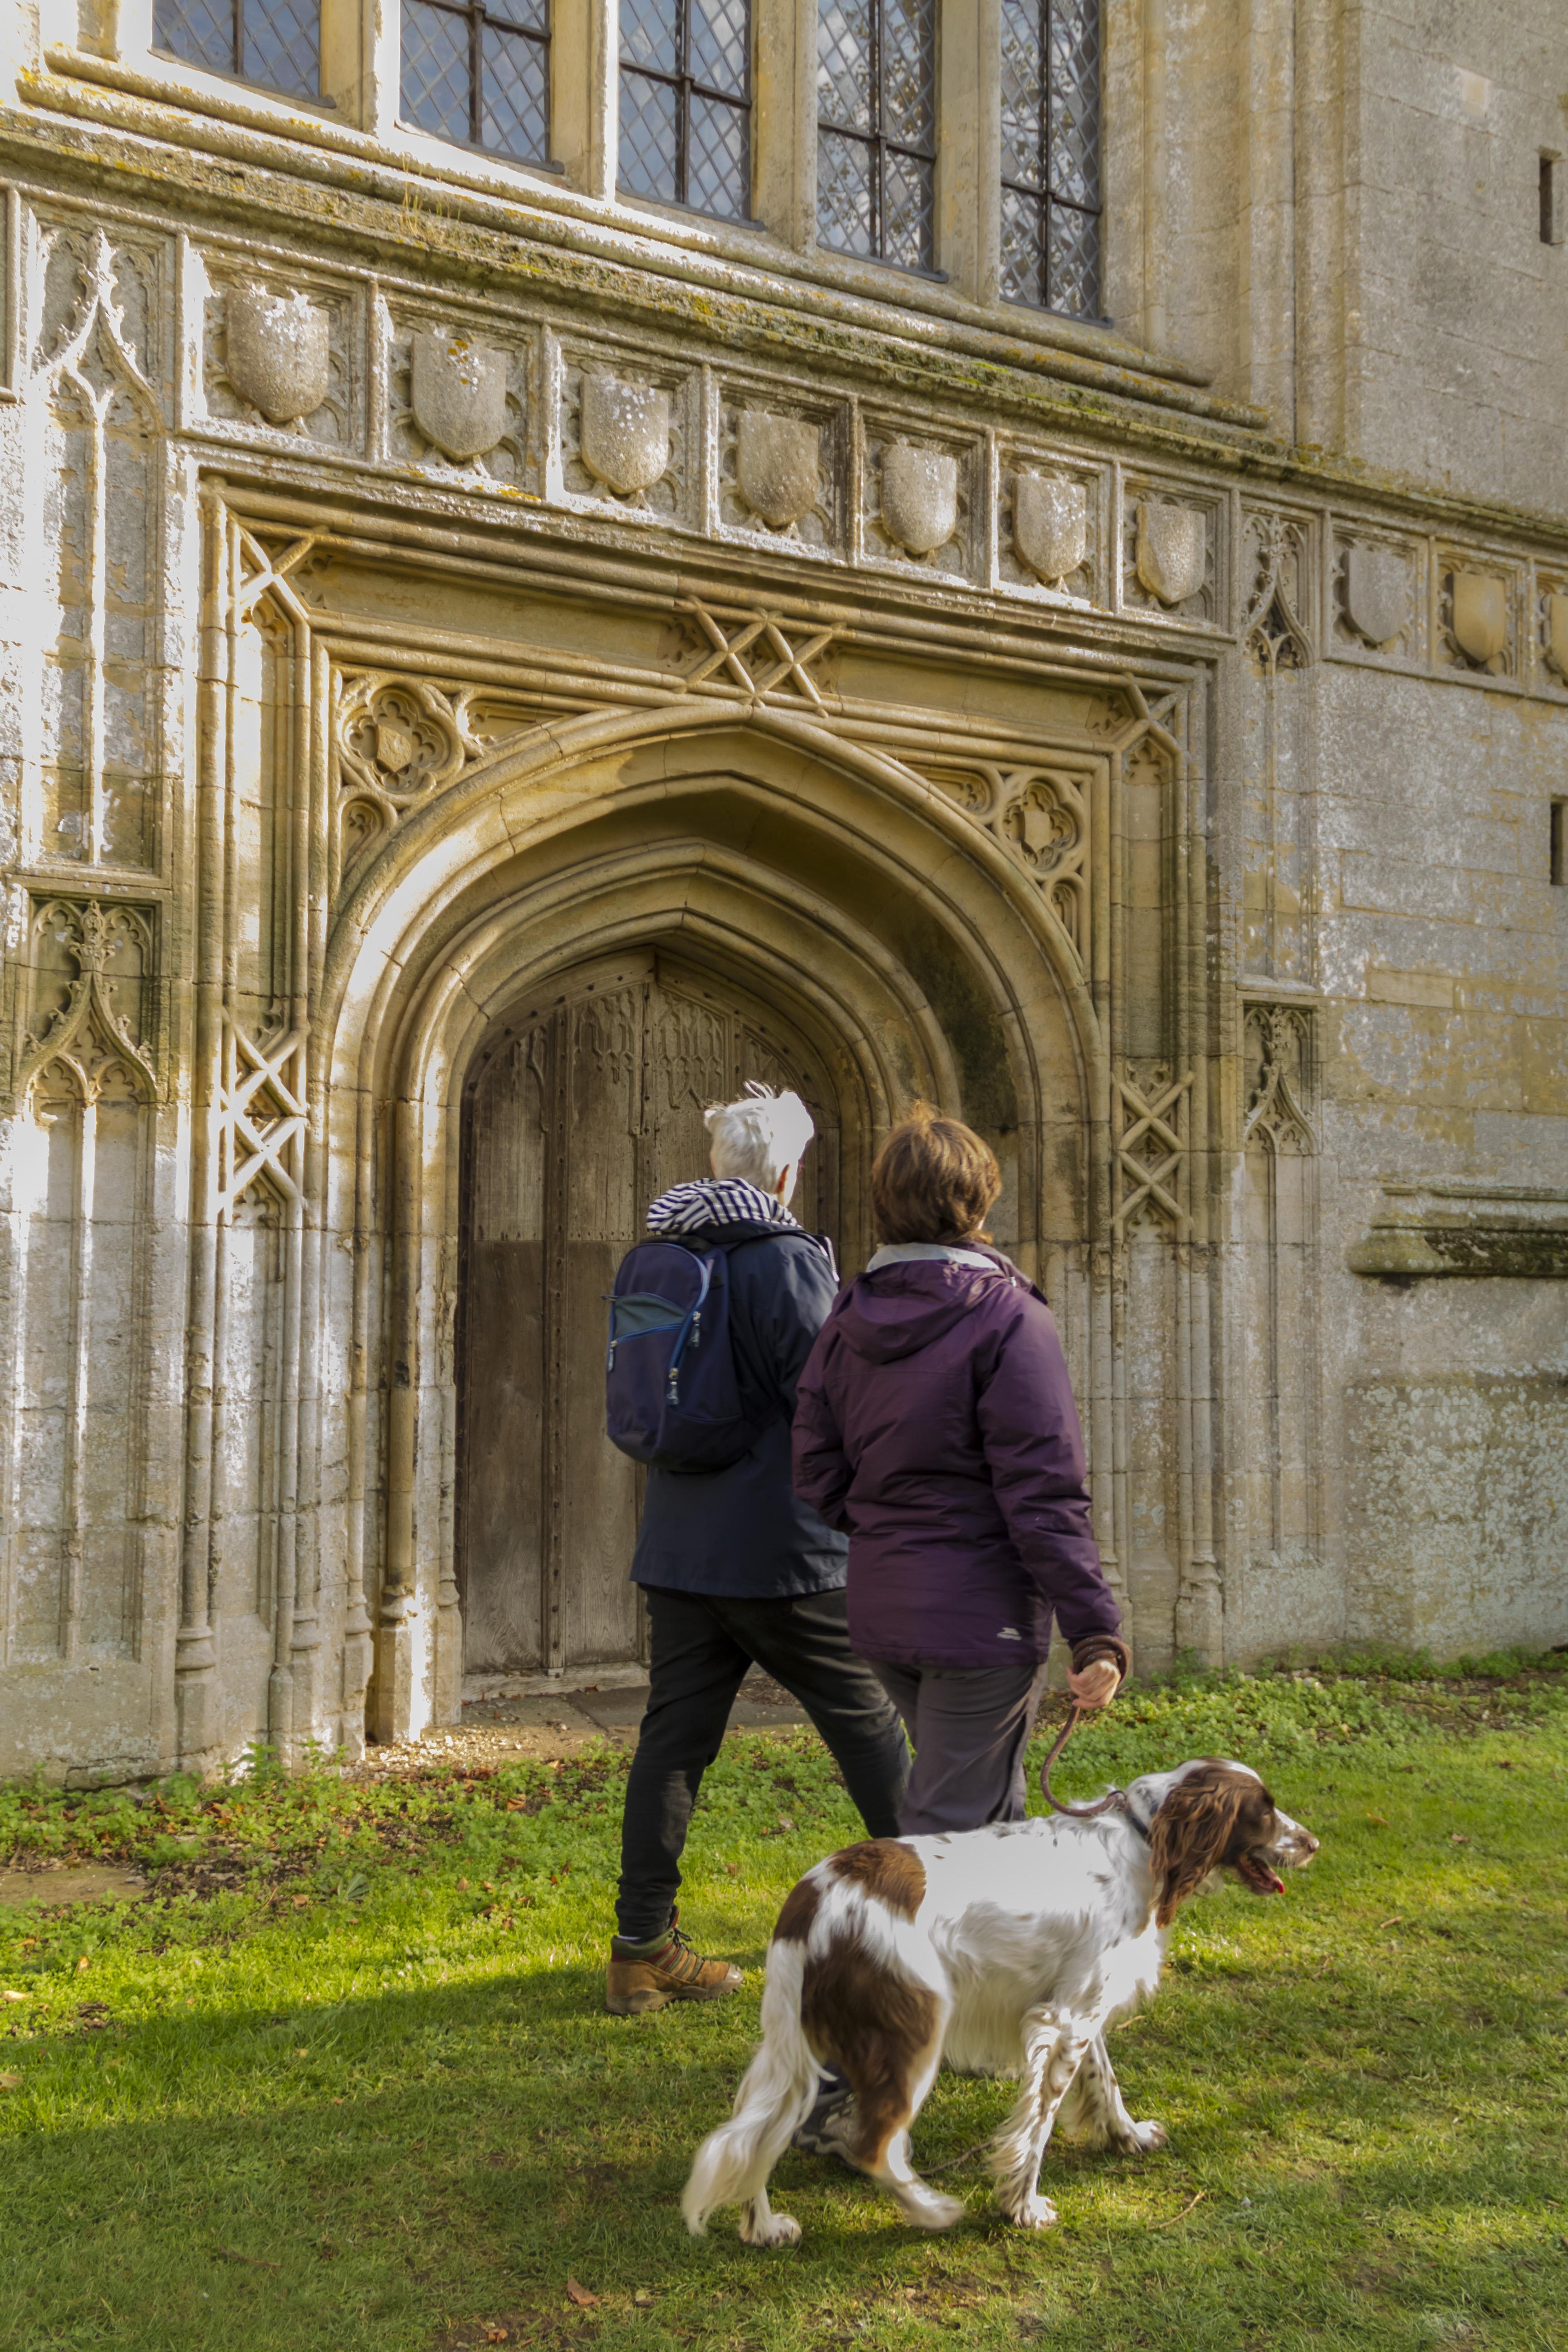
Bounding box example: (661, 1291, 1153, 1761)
(154, 0, 232, 75)
(816, 0, 935, 271)
(618, 0, 752, 222)
(881, 0, 934, 146)
(155, 0, 319, 99)
(242, 0, 319, 99)
(620, 69, 680, 203)
(689, 94, 748, 220)
(817, 129, 873, 257)
(999, 185, 1044, 307)
(1000, 0, 1043, 188)
(818, 0, 873, 134)
(402, 1, 550, 163)
(882, 150, 933, 272)
(622, 0, 680, 77)
(999, 0, 1102, 319)
(692, 0, 749, 96)
(402, 2, 472, 146)
(482, 20, 549, 159)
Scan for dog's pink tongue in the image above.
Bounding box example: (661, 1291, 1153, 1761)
(1263, 1868, 1284, 1895)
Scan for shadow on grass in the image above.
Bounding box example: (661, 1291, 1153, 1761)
(5, 1932, 1565, 2352)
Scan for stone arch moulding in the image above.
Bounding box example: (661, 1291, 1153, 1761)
(316, 703, 1118, 1746)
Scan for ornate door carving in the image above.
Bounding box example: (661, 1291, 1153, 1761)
(457, 954, 835, 1675)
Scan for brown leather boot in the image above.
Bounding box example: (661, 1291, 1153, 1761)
(605, 1911, 743, 2016)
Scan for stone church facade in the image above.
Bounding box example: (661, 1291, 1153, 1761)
(1, 1, 1564, 1782)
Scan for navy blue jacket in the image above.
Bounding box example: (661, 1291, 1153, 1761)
(630, 1217, 849, 1598)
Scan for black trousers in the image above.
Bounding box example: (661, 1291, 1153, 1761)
(615, 1584, 911, 1941)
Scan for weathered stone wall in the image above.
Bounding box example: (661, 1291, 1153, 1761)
(0, 2, 1563, 1783)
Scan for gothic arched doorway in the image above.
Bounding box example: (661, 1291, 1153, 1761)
(455, 948, 841, 1677)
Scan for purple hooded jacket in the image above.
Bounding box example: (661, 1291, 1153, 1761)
(791, 1243, 1125, 1672)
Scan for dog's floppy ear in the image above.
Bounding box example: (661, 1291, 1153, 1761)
(1147, 1763, 1250, 1926)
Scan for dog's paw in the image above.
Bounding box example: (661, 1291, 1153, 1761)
(739, 2205, 801, 2249)
(1000, 2192, 1059, 2231)
(898, 2188, 966, 2233)
(1116, 2118, 1166, 2154)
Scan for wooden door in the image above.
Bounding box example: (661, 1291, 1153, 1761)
(457, 953, 837, 1675)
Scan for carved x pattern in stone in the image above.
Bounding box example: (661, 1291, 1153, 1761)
(236, 526, 323, 620)
(217, 1012, 306, 1217)
(677, 600, 838, 709)
(1113, 1067, 1193, 1234)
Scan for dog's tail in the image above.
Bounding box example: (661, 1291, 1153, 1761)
(682, 1938, 822, 2236)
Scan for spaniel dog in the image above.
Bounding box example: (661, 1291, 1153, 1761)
(684, 1759, 1318, 2245)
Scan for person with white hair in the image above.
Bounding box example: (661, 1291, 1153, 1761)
(605, 1083, 911, 2018)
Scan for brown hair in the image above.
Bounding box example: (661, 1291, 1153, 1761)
(870, 1103, 1001, 1246)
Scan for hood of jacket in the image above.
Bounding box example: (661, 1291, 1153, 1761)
(831, 1243, 1031, 1364)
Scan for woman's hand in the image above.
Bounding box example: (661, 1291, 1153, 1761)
(1067, 1657, 1120, 1710)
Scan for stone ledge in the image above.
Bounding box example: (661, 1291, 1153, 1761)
(1348, 1182, 1568, 1278)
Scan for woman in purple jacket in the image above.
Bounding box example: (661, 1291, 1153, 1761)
(792, 1105, 1128, 1838)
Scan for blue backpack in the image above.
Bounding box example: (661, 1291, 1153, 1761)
(604, 1239, 765, 1471)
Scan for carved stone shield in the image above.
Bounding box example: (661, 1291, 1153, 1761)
(1135, 501, 1206, 606)
(736, 411, 820, 529)
(579, 373, 671, 495)
(1014, 474, 1088, 583)
(410, 331, 508, 461)
(881, 444, 958, 556)
(1451, 569, 1507, 665)
(1343, 544, 1408, 647)
(1546, 592, 1568, 679)
(226, 284, 330, 425)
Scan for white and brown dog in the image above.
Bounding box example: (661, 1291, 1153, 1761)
(684, 1759, 1318, 2246)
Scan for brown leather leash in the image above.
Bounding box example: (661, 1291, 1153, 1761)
(1039, 1702, 1142, 1830)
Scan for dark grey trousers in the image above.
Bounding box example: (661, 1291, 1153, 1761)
(871, 1658, 1049, 1835)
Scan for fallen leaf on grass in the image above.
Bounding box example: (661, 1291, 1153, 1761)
(1450, 1833, 1471, 1846)
(76, 1957, 90, 1974)
(633, 2290, 656, 2307)
(725, 1862, 740, 1876)
(1364, 1813, 1388, 1827)
(1, 1989, 26, 2003)
(565, 2279, 598, 2308)
(292, 1894, 311, 1908)
(0, 2073, 21, 2091)
(480, 2330, 509, 2346)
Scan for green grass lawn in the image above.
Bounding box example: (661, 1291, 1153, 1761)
(3, 1656, 1567, 2352)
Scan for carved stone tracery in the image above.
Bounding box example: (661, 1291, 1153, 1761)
(1244, 1003, 1314, 1154)
(1243, 511, 1313, 671)
(919, 760, 1091, 961)
(20, 898, 158, 1105)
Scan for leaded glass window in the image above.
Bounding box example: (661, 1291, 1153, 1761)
(1000, 0, 1102, 319)
(620, 0, 752, 223)
(153, 0, 321, 102)
(402, 0, 551, 165)
(816, 0, 936, 274)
